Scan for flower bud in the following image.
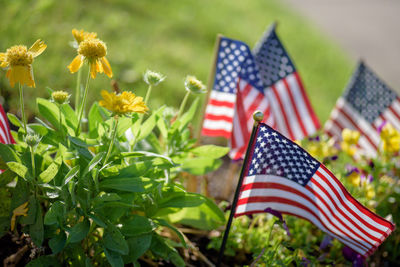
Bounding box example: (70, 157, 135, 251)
(184, 75, 206, 94)
(25, 133, 40, 147)
(52, 90, 70, 105)
(143, 70, 165, 86)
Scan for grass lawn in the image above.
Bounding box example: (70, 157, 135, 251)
(0, 0, 352, 129)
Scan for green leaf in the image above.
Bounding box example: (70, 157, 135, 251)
(69, 136, 89, 147)
(61, 103, 78, 133)
(165, 196, 225, 230)
(63, 165, 80, 185)
(68, 219, 90, 243)
(178, 97, 199, 131)
(0, 143, 20, 163)
(82, 152, 105, 177)
(120, 215, 156, 237)
(104, 248, 124, 267)
(38, 157, 62, 183)
(116, 117, 135, 138)
(156, 116, 168, 138)
(26, 255, 60, 267)
(7, 162, 31, 180)
(117, 161, 152, 177)
(158, 192, 206, 209)
(88, 102, 104, 135)
(155, 218, 187, 248)
(150, 235, 184, 266)
(49, 230, 67, 254)
(104, 224, 129, 255)
(100, 177, 153, 192)
(37, 98, 60, 130)
(0, 169, 16, 187)
(123, 234, 152, 263)
(120, 151, 174, 166)
(30, 203, 44, 246)
(136, 106, 165, 141)
(7, 113, 22, 128)
(88, 213, 107, 228)
(190, 145, 229, 159)
(21, 196, 37, 225)
(44, 201, 64, 225)
(181, 157, 222, 175)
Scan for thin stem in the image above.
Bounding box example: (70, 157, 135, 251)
(30, 145, 35, 178)
(75, 68, 82, 114)
(75, 67, 91, 136)
(177, 91, 191, 119)
(103, 117, 119, 166)
(18, 83, 27, 134)
(144, 84, 152, 105)
(58, 104, 65, 142)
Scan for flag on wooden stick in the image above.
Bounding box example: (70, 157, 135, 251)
(235, 122, 395, 257)
(325, 61, 400, 156)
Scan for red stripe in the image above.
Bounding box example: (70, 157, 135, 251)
(0, 132, 6, 144)
(307, 178, 381, 244)
(238, 195, 367, 252)
(204, 113, 233, 122)
(239, 182, 371, 249)
(336, 106, 378, 150)
(201, 128, 231, 138)
(208, 99, 235, 108)
(318, 166, 394, 233)
(271, 84, 294, 139)
(241, 83, 253, 99)
(245, 92, 264, 120)
(388, 106, 400, 121)
(282, 78, 307, 137)
(0, 105, 15, 144)
(293, 72, 320, 130)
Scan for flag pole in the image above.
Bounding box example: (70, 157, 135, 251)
(216, 111, 264, 266)
(195, 34, 223, 140)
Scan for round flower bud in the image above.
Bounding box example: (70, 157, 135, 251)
(51, 90, 71, 105)
(25, 133, 40, 147)
(143, 70, 166, 86)
(184, 75, 206, 94)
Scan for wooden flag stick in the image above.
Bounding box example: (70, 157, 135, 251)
(195, 34, 223, 141)
(216, 111, 264, 266)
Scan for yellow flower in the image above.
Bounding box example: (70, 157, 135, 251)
(184, 75, 206, 94)
(11, 201, 28, 231)
(362, 181, 375, 200)
(380, 123, 400, 153)
(52, 90, 70, 105)
(341, 128, 360, 156)
(0, 39, 46, 87)
(72, 28, 97, 44)
(348, 171, 361, 187)
(99, 90, 148, 115)
(68, 38, 112, 79)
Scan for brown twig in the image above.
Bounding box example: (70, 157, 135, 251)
(3, 244, 29, 267)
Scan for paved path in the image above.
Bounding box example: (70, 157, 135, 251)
(285, 0, 400, 91)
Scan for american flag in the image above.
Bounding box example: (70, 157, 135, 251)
(0, 104, 15, 173)
(201, 37, 273, 158)
(235, 123, 394, 257)
(253, 24, 320, 141)
(325, 61, 400, 156)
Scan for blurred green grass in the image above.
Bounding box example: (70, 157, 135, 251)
(0, 0, 353, 126)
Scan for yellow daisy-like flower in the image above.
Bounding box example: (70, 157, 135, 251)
(340, 128, 360, 156)
(11, 201, 29, 231)
(348, 171, 361, 187)
(0, 40, 46, 88)
(380, 123, 400, 153)
(68, 38, 112, 79)
(72, 28, 97, 44)
(99, 90, 148, 115)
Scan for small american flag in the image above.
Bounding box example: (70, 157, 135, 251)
(0, 104, 14, 145)
(235, 123, 394, 257)
(253, 24, 320, 141)
(201, 37, 273, 154)
(325, 61, 400, 156)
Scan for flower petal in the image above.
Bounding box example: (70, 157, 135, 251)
(28, 39, 47, 57)
(100, 57, 113, 78)
(90, 60, 97, 79)
(0, 53, 8, 68)
(68, 55, 84, 73)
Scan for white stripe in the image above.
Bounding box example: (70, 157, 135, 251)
(236, 202, 366, 255)
(286, 74, 316, 135)
(324, 119, 342, 139)
(209, 90, 236, 103)
(203, 119, 233, 132)
(232, 109, 245, 148)
(0, 115, 10, 143)
(317, 167, 390, 233)
(275, 80, 303, 139)
(242, 86, 259, 111)
(390, 99, 400, 117)
(266, 88, 288, 137)
(381, 109, 400, 130)
(0, 128, 9, 144)
(205, 104, 235, 117)
(241, 175, 375, 247)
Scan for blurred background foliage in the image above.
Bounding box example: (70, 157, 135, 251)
(0, 0, 352, 127)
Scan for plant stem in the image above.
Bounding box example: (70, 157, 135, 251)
(18, 83, 27, 134)
(103, 117, 119, 166)
(75, 68, 91, 136)
(144, 84, 152, 105)
(177, 91, 190, 119)
(30, 145, 35, 177)
(75, 67, 82, 114)
(59, 104, 64, 141)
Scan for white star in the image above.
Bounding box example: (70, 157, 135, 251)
(260, 127, 267, 132)
(272, 132, 278, 136)
(257, 152, 262, 158)
(282, 139, 287, 144)
(257, 136, 263, 142)
(260, 141, 266, 147)
(249, 169, 254, 175)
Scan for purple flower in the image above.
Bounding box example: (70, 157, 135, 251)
(342, 246, 365, 267)
(301, 257, 311, 266)
(378, 120, 387, 133)
(264, 207, 290, 236)
(319, 234, 333, 250)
